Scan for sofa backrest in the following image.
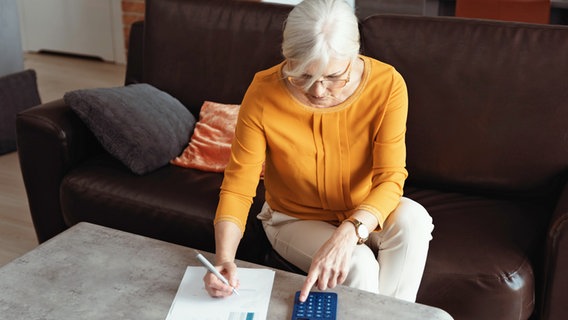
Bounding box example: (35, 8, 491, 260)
(361, 15, 568, 195)
(143, 0, 292, 116)
(141, 0, 568, 196)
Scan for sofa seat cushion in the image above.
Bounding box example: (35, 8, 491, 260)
(59, 154, 269, 264)
(406, 187, 553, 320)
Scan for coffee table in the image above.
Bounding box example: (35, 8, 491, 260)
(0, 222, 453, 319)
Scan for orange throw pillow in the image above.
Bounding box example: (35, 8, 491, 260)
(171, 101, 240, 172)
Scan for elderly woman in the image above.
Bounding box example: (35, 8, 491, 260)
(204, 0, 434, 303)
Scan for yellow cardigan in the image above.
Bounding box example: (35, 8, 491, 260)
(214, 55, 408, 233)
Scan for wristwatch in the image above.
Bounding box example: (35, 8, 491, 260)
(344, 217, 369, 245)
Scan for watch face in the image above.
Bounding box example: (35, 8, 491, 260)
(357, 224, 369, 239)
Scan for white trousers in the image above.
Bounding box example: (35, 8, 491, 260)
(257, 197, 434, 302)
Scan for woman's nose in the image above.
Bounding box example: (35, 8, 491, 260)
(309, 81, 327, 96)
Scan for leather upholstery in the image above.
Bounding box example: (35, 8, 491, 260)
(143, 0, 291, 114)
(16, 0, 568, 319)
(361, 15, 568, 195)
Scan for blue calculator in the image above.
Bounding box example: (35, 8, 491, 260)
(291, 291, 337, 320)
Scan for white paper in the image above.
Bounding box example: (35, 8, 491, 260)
(166, 266, 276, 320)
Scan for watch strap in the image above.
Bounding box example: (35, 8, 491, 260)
(344, 217, 368, 245)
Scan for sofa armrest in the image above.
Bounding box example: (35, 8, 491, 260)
(542, 179, 568, 320)
(16, 99, 103, 243)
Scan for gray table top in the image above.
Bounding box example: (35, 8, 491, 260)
(0, 222, 453, 319)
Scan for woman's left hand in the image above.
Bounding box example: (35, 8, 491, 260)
(298, 222, 358, 302)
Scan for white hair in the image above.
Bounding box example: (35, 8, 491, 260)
(282, 0, 360, 81)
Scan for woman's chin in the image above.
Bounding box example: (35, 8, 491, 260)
(307, 96, 332, 108)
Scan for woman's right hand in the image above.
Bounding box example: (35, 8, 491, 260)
(203, 261, 240, 298)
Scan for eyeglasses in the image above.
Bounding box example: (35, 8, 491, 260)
(287, 62, 351, 90)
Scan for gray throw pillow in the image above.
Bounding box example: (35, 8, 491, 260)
(64, 83, 196, 175)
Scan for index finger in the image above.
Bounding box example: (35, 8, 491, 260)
(299, 273, 318, 302)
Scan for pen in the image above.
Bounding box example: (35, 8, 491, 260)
(195, 250, 240, 296)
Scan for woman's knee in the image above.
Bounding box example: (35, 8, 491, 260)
(386, 197, 434, 240)
(344, 246, 379, 293)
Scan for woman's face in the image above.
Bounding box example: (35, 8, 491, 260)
(287, 57, 352, 108)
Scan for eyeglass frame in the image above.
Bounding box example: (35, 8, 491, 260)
(286, 61, 352, 90)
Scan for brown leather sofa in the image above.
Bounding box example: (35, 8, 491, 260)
(16, 0, 568, 319)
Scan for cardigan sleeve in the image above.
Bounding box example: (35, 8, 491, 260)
(357, 70, 409, 228)
(214, 76, 267, 233)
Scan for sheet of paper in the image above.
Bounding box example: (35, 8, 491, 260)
(166, 266, 276, 320)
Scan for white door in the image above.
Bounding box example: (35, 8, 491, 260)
(18, 0, 124, 63)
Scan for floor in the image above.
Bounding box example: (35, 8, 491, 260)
(0, 52, 125, 267)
